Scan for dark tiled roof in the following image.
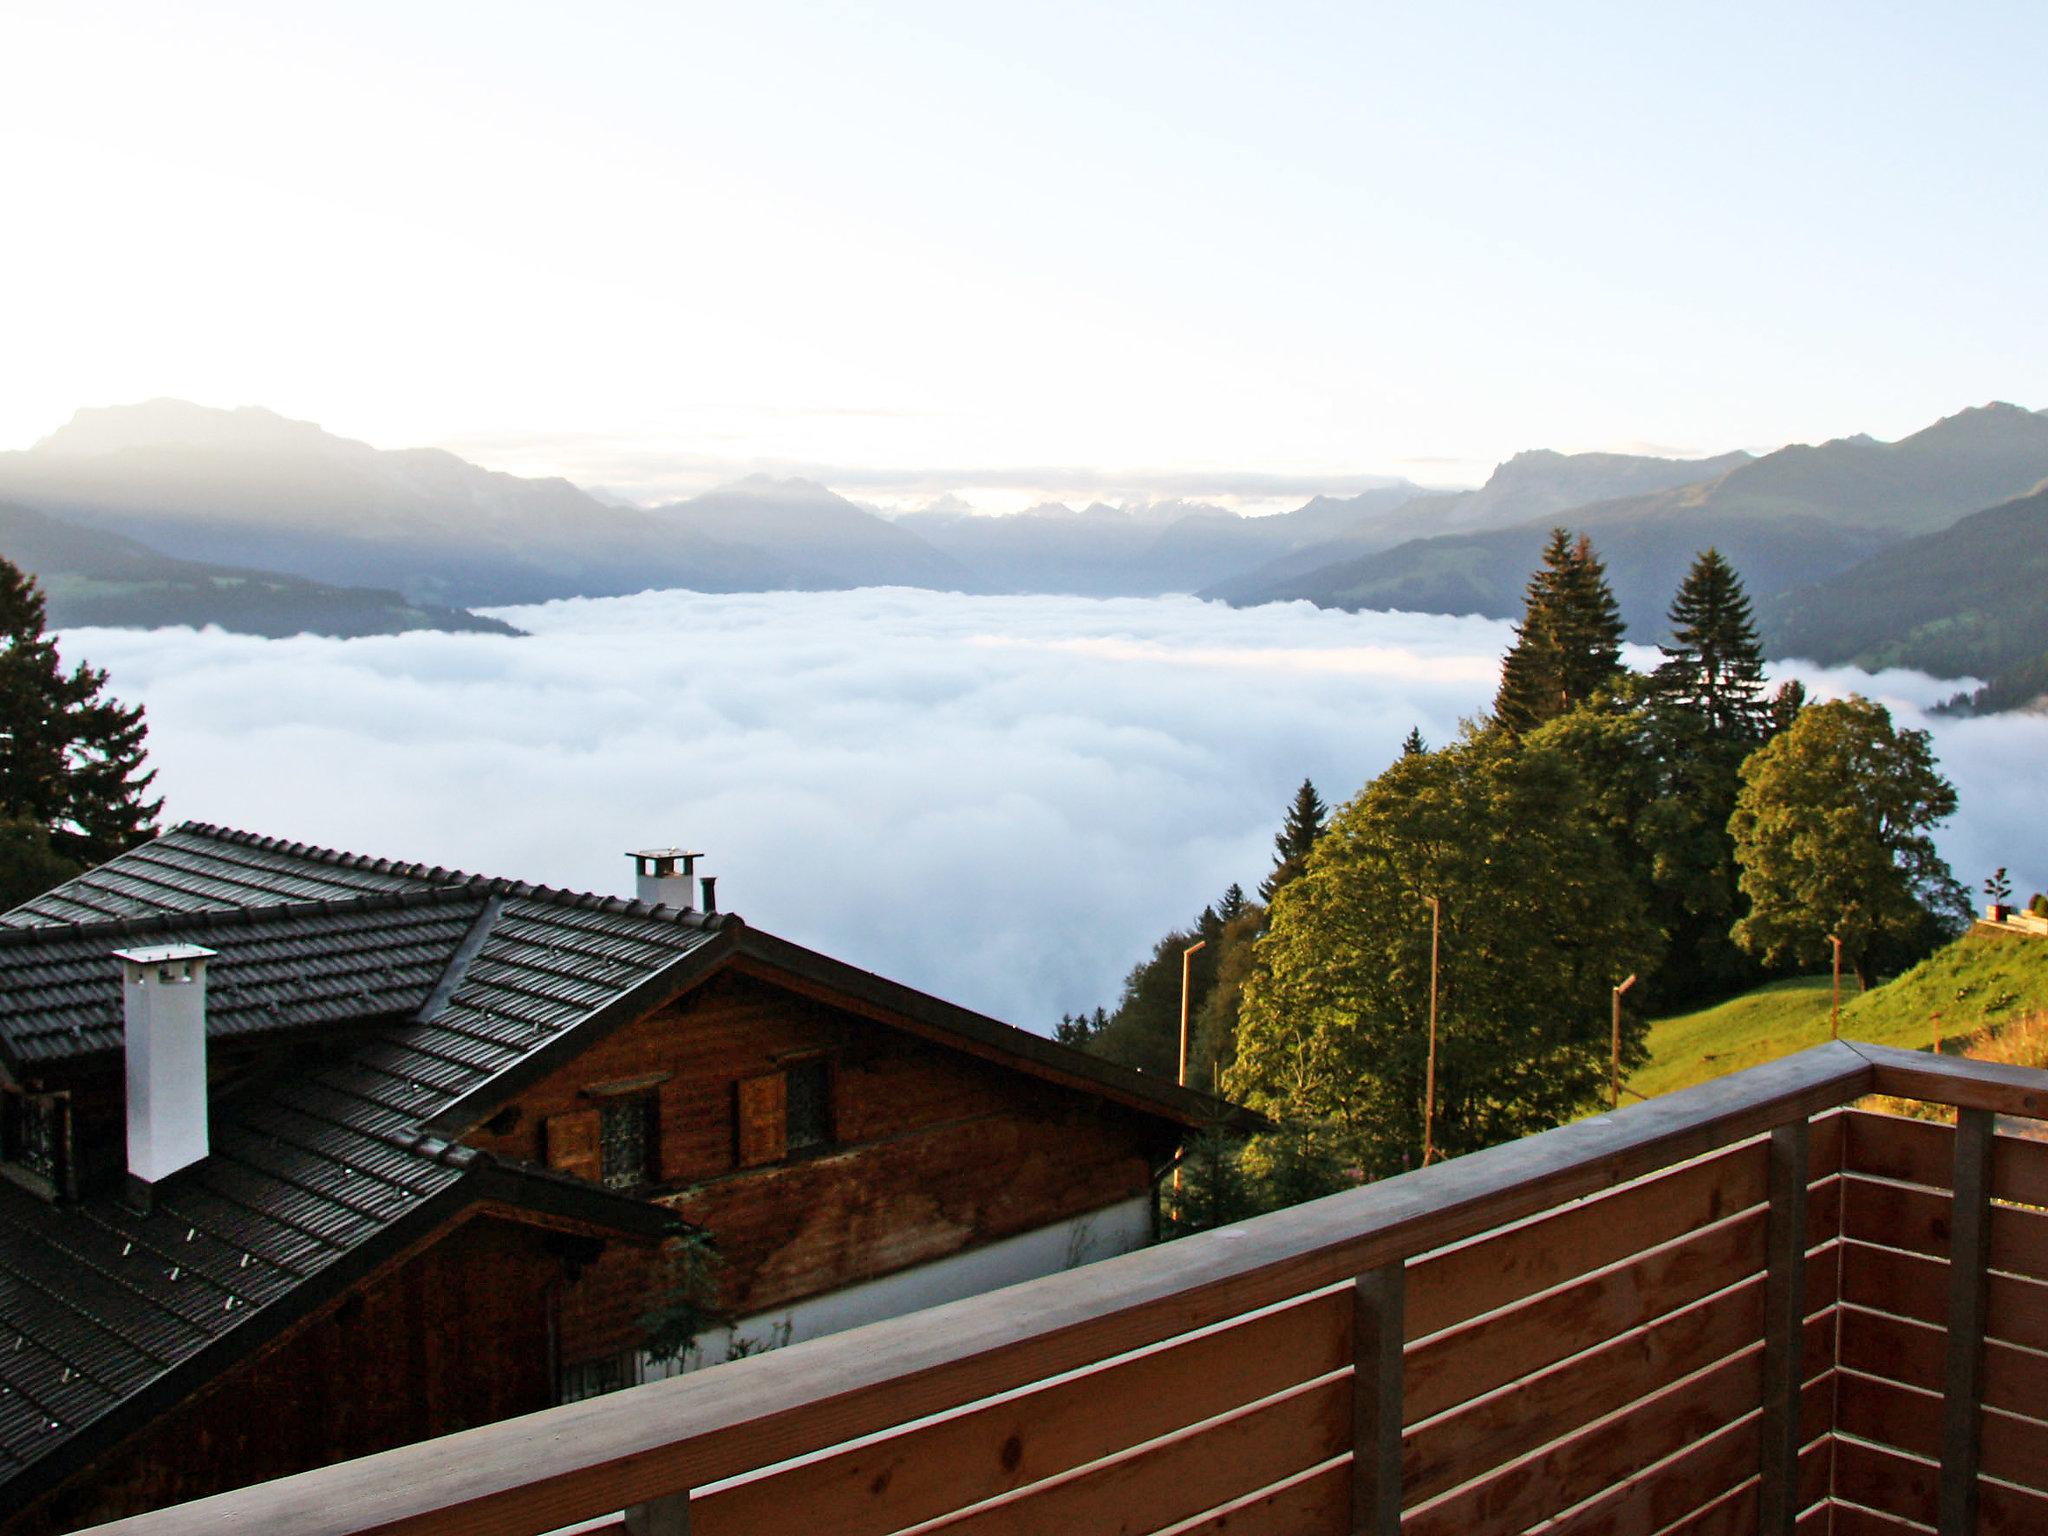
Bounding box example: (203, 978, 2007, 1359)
(0, 825, 468, 929)
(0, 893, 487, 1064)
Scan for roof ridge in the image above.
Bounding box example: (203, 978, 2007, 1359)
(0, 886, 488, 951)
(174, 823, 742, 936)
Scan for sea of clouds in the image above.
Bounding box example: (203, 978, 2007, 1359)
(61, 591, 2048, 1030)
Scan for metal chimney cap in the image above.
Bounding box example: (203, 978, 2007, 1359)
(112, 944, 218, 967)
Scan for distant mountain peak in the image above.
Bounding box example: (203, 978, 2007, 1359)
(32, 399, 347, 457)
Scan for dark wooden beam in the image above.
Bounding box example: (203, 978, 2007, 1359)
(1939, 1106, 1994, 1535)
(1352, 1263, 1404, 1536)
(1758, 1118, 1810, 1534)
(1845, 1040, 2048, 1120)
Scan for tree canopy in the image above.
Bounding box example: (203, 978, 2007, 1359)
(1227, 726, 1658, 1176)
(0, 558, 159, 905)
(1650, 547, 1770, 746)
(1493, 528, 1627, 733)
(1729, 695, 1967, 987)
(1258, 777, 1328, 902)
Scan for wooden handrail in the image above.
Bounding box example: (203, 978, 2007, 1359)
(76, 1038, 2048, 1536)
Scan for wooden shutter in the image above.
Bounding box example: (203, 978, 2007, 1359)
(736, 1073, 788, 1168)
(545, 1109, 603, 1181)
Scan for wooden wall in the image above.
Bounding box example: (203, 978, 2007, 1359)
(8, 1214, 566, 1536)
(464, 968, 1173, 1359)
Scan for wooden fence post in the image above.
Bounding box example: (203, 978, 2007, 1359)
(1759, 1118, 1810, 1534)
(624, 1491, 691, 1535)
(1939, 1107, 1994, 1536)
(1352, 1261, 1404, 1536)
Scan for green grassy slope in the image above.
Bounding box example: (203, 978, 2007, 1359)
(1629, 927, 2048, 1099)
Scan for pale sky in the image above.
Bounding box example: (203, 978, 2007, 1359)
(4, 2, 2043, 507)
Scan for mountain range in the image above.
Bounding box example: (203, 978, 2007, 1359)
(2, 398, 2043, 710)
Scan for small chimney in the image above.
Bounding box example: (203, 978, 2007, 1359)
(628, 848, 702, 909)
(699, 876, 717, 914)
(115, 944, 216, 1191)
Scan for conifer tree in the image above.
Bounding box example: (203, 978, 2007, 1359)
(1259, 778, 1328, 902)
(1400, 726, 1428, 757)
(1651, 549, 1769, 745)
(1493, 530, 1626, 732)
(1216, 882, 1249, 922)
(0, 559, 159, 903)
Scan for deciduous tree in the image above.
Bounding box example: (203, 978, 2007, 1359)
(1729, 696, 1967, 988)
(1227, 726, 1658, 1176)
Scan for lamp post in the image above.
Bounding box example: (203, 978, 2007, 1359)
(1423, 896, 1441, 1167)
(1611, 974, 1638, 1111)
(1828, 934, 1843, 1039)
(1172, 939, 1208, 1217)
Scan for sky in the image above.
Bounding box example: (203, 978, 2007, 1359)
(4, 3, 2045, 507)
(60, 591, 2042, 1029)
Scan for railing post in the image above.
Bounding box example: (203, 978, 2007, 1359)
(1758, 1118, 1809, 1535)
(1352, 1261, 1404, 1536)
(624, 1491, 691, 1535)
(1939, 1107, 1993, 1536)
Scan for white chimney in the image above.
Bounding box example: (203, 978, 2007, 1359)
(628, 848, 702, 909)
(115, 944, 216, 1187)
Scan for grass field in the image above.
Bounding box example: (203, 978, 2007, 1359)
(1629, 926, 2048, 1100)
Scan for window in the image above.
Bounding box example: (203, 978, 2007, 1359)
(599, 1096, 656, 1189)
(2, 1091, 66, 1190)
(736, 1061, 833, 1167)
(786, 1059, 832, 1153)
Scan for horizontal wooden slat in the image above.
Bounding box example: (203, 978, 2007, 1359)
(1840, 1233, 2048, 1353)
(1835, 1437, 2048, 1535)
(1403, 1282, 1830, 1507)
(1652, 1468, 1832, 1536)
(1528, 1416, 1829, 1536)
(1404, 1206, 1767, 1423)
(1402, 1351, 1830, 1536)
(1842, 1175, 2048, 1282)
(920, 1371, 1348, 1536)
(694, 1285, 1348, 1536)
(1404, 1141, 1768, 1340)
(1151, 1456, 1348, 1536)
(1851, 1040, 2048, 1120)
(1837, 1305, 2048, 1421)
(1828, 1503, 1932, 1536)
(1836, 1369, 2048, 1496)
(1840, 1107, 2048, 1204)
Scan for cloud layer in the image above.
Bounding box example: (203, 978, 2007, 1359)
(59, 592, 2039, 1030)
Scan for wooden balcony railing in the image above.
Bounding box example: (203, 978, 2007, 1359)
(76, 1040, 2048, 1536)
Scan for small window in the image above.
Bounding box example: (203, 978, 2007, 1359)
(599, 1096, 656, 1190)
(786, 1059, 832, 1153)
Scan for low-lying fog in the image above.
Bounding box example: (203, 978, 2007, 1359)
(65, 590, 2046, 1029)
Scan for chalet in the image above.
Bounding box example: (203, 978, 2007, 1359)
(0, 825, 1250, 1534)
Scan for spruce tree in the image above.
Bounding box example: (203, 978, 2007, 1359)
(1400, 726, 1428, 757)
(1494, 529, 1626, 732)
(0, 558, 159, 899)
(1216, 882, 1249, 922)
(1259, 778, 1328, 902)
(1651, 549, 1769, 745)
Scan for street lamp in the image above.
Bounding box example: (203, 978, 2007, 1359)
(1171, 939, 1208, 1218)
(1423, 896, 1441, 1166)
(1827, 934, 1843, 1039)
(1611, 974, 1638, 1111)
